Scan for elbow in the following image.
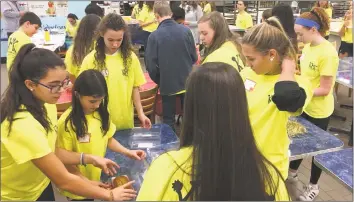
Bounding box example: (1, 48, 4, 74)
(272, 81, 307, 112)
(56, 173, 78, 191)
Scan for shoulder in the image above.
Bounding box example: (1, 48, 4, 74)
(152, 147, 193, 167)
(58, 107, 72, 127)
(83, 50, 96, 62)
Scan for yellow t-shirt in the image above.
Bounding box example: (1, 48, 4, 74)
(65, 20, 80, 38)
(138, 8, 158, 33)
(203, 3, 212, 14)
(1, 104, 58, 201)
(56, 108, 116, 200)
(6, 30, 32, 70)
(300, 40, 339, 118)
(132, 4, 146, 19)
(240, 67, 313, 179)
(324, 8, 332, 36)
(236, 12, 253, 29)
(137, 147, 289, 200)
(203, 41, 245, 72)
(64, 46, 80, 77)
(341, 22, 353, 43)
(79, 50, 146, 130)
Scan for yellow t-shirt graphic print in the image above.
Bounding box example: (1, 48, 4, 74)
(203, 41, 245, 72)
(6, 30, 32, 70)
(137, 147, 290, 200)
(300, 40, 339, 118)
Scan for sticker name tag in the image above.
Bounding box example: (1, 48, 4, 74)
(78, 133, 90, 143)
(101, 69, 109, 77)
(244, 79, 256, 91)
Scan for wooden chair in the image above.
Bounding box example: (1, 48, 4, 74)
(134, 85, 159, 126)
(56, 102, 71, 118)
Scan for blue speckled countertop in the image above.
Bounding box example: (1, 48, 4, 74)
(336, 57, 353, 88)
(289, 117, 344, 161)
(314, 148, 353, 191)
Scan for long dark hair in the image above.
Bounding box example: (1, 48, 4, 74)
(179, 62, 287, 200)
(199, 11, 246, 64)
(1, 43, 65, 134)
(65, 69, 110, 139)
(272, 3, 298, 53)
(94, 13, 133, 76)
(72, 14, 101, 67)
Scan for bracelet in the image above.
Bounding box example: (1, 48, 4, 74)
(82, 153, 87, 166)
(110, 190, 114, 201)
(80, 152, 84, 165)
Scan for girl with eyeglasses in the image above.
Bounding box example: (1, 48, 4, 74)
(1, 43, 138, 201)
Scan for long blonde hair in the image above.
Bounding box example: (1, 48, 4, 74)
(242, 16, 297, 70)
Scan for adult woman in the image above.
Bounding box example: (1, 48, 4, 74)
(80, 13, 151, 131)
(64, 14, 101, 82)
(66, 13, 80, 38)
(1, 44, 136, 201)
(182, 1, 203, 44)
(137, 62, 289, 201)
(291, 8, 339, 201)
(198, 11, 245, 72)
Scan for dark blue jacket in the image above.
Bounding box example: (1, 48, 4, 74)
(145, 19, 197, 95)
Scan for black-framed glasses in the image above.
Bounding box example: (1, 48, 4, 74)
(33, 78, 70, 93)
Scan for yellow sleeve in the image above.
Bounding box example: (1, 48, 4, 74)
(56, 109, 75, 151)
(131, 53, 146, 87)
(137, 9, 147, 22)
(64, 46, 76, 76)
(1, 119, 52, 164)
(203, 4, 211, 13)
(318, 55, 339, 76)
(136, 154, 173, 200)
(246, 14, 253, 29)
(107, 120, 117, 138)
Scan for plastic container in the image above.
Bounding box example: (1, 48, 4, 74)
(145, 141, 180, 164)
(128, 127, 161, 149)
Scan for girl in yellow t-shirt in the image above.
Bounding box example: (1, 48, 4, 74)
(137, 62, 290, 201)
(241, 16, 313, 184)
(80, 13, 151, 131)
(57, 69, 146, 201)
(339, 4, 353, 58)
(131, 1, 145, 19)
(314, 1, 332, 39)
(292, 8, 339, 201)
(1, 43, 136, 201)
(66, 13, 80, 38)
(235, 1, 253, 30)
(198, 11, 245, 72)
(64, 14, 101, 83)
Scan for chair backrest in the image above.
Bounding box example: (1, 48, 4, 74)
(56, 102, 71, 118)
(134, 85, 159, 117)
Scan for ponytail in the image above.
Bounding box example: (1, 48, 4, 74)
(1, 43, 65, 135)
(242, 16, 297, 66)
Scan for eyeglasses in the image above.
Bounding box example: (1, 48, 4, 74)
(33, 78, 70, 93)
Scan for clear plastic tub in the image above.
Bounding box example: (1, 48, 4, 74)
(128, 127, 162, 149)
(145, 141, 180, 164)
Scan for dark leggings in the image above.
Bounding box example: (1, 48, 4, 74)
(36, 183, 55, 201)
(289, 113, 330, 184)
